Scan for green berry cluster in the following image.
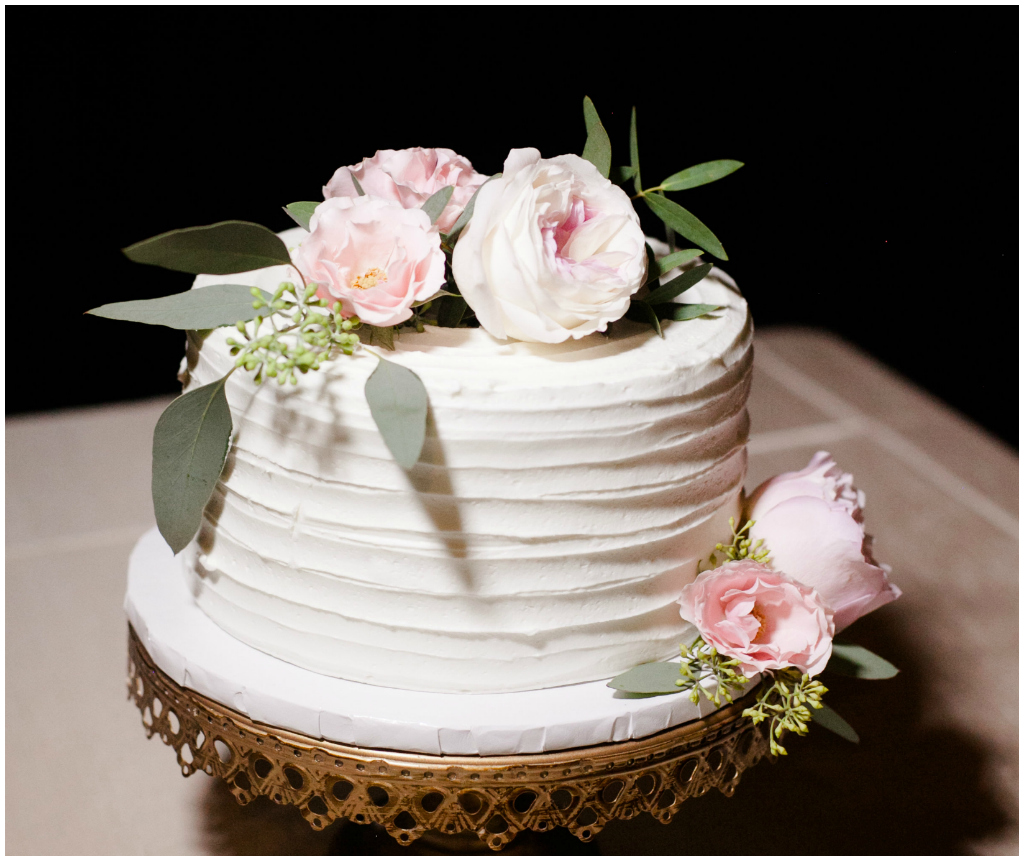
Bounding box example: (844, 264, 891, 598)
(675, 636, 749, 706)
(225, 282, 361, 385)
(742, 667, 828, 756)
(700, 517, 771, 572)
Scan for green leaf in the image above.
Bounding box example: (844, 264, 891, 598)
(661, 159, 744, 191)
(657, 248, 703, 275)
(364, 357, 428, 470)
(421, 186, 454, 225)
(582, 94, 601, 131)
(437, 295, 468, 328)
(608, 662, 684, 695)
(609, 165, 636, 184)
(87, 284, 273, 330)
(350, 174, 366, 196)
(447, 174, 497, 245)
(654, 302, 722, 322)
(643, 242, 660, 288)
(152, 376, 233, 555)
(629, 106, 641, 194)
(625, 300, 663, 338)
(365, 325, 396, 351)
(412, 289, 455, 309)
(811, 703, 860, 743)
(645, 262, 713, 305)
(828, 644, 900, 679)
(284, 201, 318, 231)
(581, 96, 612, 178)
(123, 221, 292, 275)
(643, 194, 727, 260)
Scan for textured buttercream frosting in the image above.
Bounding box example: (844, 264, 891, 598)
(181, 228, 753, 693)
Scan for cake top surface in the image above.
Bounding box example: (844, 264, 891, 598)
(192, 230, 752, 395)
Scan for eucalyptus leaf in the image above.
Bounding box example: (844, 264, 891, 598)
(657, 248, 703, 275)
(629, 106, 641, 193)
(654, 302, 722, 321)
(123, 221, 292, 275)
(364, 357, 429, 470)
(152, 376, 233, 554)
(366, 325, 396, 351)
(661, 159, 744, 191)
(284, 201, 318, 231)
(612, 165, 636, 182)
(643, 195, 727, 260)
(412, 289, 455, 308)
(625, 300, 663, 338)
(87, 284, 272, 330)
(582, 94, 601, 131)
(447, 174, 497, 245)
(643, 242, 660, 288)
(437, 295, 468, 328)
(581, 96, 611, 178)
(827, 644, 899, 679)
(645, 262, 713, 305)
(811, 703, 860, 743)
(607, 662, 683, 695)
(350, 174, 366, 196)
(421, 186, 454, 225)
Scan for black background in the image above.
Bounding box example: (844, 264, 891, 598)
(9, 11, 1017, 447)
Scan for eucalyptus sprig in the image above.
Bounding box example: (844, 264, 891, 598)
(742, 668, 827, 756)
(225, 283, 361, 386)
(676, 636, 749, 706)
(606, 635, 748, 702)
(581, 98, 741, 262)
(700, 516, 770, 572)
(92, 219, 433, 555)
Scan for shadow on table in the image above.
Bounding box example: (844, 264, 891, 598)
(196, 612, 1013, 855)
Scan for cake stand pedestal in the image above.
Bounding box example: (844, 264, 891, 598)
(128, 626, 771, 852)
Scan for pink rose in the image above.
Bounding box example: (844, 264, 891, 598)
(323, 147, 488, 234)
(679, 560, 835, 677)
(293, 196, 445, 328)
(746, 452, 901, 631)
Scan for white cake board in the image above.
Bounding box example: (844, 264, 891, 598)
(125, 528, 755, 756)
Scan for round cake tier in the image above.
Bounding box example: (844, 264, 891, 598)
(182, 228, 753, 693)
(129, 527, 759, 755)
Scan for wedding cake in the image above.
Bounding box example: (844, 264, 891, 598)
(99, 106, 898, 744)
(180, 238, 752, 693)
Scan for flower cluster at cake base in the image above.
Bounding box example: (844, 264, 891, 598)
(610, 452, 901, 753)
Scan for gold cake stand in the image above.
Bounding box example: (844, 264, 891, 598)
(128, 625, 772, 852)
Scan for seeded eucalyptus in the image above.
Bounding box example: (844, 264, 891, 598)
(742, 669, 831, 756)
(699, 517, 771, 573)
(676, 637, 750, 706)
(226, 283, 361, 386)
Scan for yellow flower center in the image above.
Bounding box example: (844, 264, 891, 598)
(351, 267, 387, 290)
(750, 605, 767, 641)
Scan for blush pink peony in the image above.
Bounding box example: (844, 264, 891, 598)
(679, 560, 835, 677)
(323, 147, 488, 234)
(293, 197, 445, 328)
(746, 452, 901, 631)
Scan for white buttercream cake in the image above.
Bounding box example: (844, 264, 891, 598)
(181, 228, 753, 694)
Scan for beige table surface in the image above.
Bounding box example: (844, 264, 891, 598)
(6, 328, 1018, 855)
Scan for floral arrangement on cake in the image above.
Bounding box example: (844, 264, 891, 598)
(90, 97, 738, 552)
(91, 96, 901, 752)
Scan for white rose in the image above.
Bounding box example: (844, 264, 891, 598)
(451, 148, 647, 343)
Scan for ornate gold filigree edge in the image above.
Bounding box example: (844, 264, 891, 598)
(128, 625, 771, 851)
